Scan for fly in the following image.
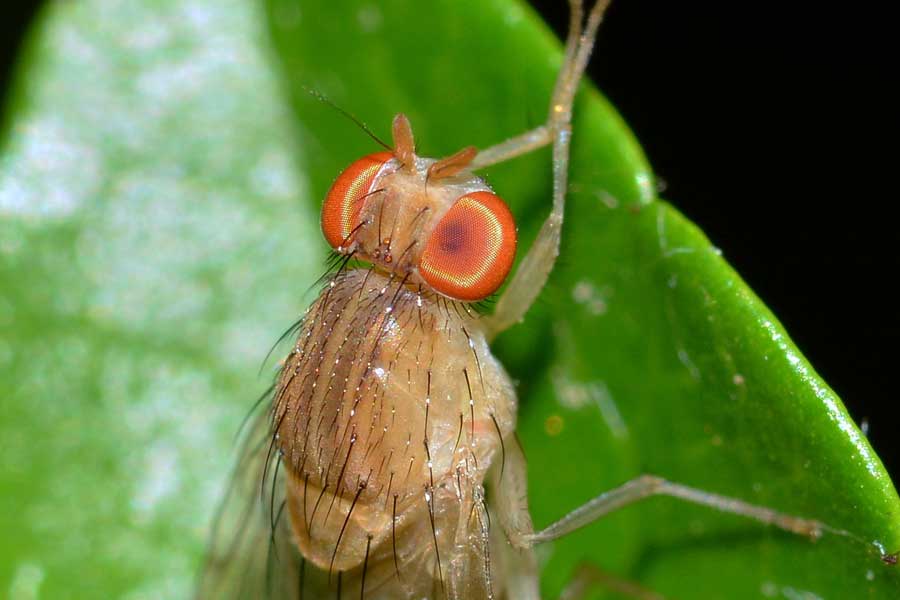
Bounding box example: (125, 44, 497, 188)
(196, 2, 868, 598)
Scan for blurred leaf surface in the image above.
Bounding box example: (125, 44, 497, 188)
(1, 0, 898, 598)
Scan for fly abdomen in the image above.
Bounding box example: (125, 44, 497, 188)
(270, 267, 516, 593)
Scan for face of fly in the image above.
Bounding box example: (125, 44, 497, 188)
(320, 114, 517, 303)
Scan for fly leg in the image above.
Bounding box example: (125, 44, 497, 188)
(491, 441, 667, 600)
(522, 474, 841, 546)
(490, 439, 860, 599)
(495, 434, 839, 549)
(476, 0, 612, 339)
(489, 436, 541, 600)
(558, 564, 665, 600)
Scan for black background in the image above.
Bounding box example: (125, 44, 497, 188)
(2, 1, 897, 479)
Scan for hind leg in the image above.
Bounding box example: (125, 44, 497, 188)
(490, 438, 666, 600)
(558, 563, 665, 600)
(489, 434, 853, 599)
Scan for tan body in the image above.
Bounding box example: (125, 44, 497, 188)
(275, 267, 514, 598)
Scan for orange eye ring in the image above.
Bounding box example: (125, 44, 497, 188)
(321, 151, 394, 249)
(418, 191, 516, 302)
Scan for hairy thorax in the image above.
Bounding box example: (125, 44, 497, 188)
(272, 267, 516, 596)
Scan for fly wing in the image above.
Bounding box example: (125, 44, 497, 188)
(194, 404, 302, 600)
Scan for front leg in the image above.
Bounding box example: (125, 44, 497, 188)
(482, 0, 611, 340)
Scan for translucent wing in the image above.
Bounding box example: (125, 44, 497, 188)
(194, 394, 307, 600)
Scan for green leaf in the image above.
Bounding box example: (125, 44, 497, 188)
(1, 1, 897, 599)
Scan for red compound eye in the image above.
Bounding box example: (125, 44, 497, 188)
(321, 151, 393, 249)
(418, 191, 516, 301)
